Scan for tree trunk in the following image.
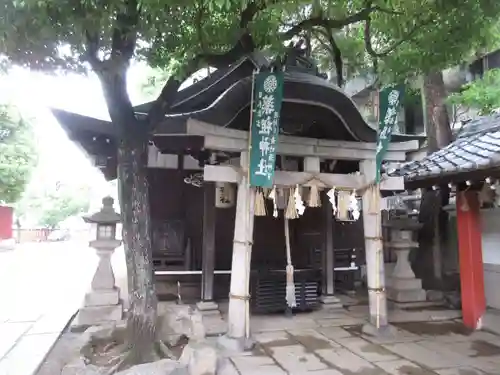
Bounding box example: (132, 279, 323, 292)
(416, 71, 453, 290)
(96, 65, 158, 363)
(117, 127, 158, 364)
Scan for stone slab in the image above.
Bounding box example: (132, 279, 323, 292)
(287, 328, 341, 349)
(435, 367, 486, 375)
(388, 309, 462, 323)
(388, 300, 445, 310)
(28, 310, 75, 335)
(230, 354, 284, 374)
(253, 330, 291, 344)
(268, 344, 328, 372)
(251, 316, 318, 332)
(382, 342, 466, 369)
(320, 295, 344, 308)
(335, 336, 399, 362)
(315, 317, 366, 327)
(84, 289, 120, 307)
(375, 359, 433, 375)
(76, 304, 122, 326)
(390, 277, 423, 290)
(196, 301, 219, 312)
(316, 327, 353, 340)
(0, 333, 59, 375)
(315, 347, 382, 373)
(0, 322, 33, 360)
(387, 288, 427, 303)
(288, 370, 344, 375)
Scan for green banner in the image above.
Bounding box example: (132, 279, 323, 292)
(249, 71, 285, 187)
(375, 84, 404, 183)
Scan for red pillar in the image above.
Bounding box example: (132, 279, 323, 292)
(456, 191, 486, 330)
(0, 205, 13, 240)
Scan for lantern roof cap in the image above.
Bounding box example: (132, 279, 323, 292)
(83, 196, 121, 224)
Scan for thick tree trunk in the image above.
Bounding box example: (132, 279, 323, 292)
(117, 127, 158, 364)
(416, 71, 453, 290)
(97, 65, 158, 363)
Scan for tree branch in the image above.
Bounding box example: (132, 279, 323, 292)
(240, 0, 281, 29)
(363, 15, 433, 58)
(195, 0, 206, 52)
(110, 0, 140, 64)
(84, 30, 103, 71)
(314, 28, 343, 87)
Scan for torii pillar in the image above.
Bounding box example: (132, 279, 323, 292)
(456, 190, 486, 330)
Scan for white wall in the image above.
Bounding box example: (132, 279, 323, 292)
(480, 208, 500, 309)
(481, 209, 500, 265)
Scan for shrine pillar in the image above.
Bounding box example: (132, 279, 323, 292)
(456, 190, 486, 330)
(360, 160, 389, 328)
(220, 152, 256, 351)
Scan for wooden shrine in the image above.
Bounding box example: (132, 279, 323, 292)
(52, 49, 423, 346)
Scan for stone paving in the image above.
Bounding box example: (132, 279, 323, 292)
(216, 308, 500, 375)
(0, 241, 128, 375)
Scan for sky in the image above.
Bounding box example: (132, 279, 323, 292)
(0, 63, 210, 215)
(0, 67, 122, 211)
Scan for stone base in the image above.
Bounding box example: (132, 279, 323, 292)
(361, 323, 398, 338)
(217, 334, 255, 353)
(196, 301, 227, 336)
(320, 295, 344, 309)
(388, 300, 445, 310)
(76, 303, 123, 326)
(387, 288, 427, 303)
(387, 276, 426, 304)
(84, 288, 120, 307)
(389, 277, 423, 290)
(196, 300, 219, 312)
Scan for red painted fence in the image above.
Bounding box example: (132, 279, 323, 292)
(0, 205, 13, 240)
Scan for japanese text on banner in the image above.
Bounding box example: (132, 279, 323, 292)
(375, 85, 404, 183)
(249, 72, 285, 188)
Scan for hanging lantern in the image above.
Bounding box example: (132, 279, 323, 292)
(215, 182, 235, 208)
(335, 190, 350, 221)
(327, 188, 337, 216)
(349, 190, 361, 221)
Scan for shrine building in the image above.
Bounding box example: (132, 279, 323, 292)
(52, 51, 426, 347)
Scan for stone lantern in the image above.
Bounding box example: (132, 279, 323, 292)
(76, 196, 123, 326)
(385, 217, 427, 306)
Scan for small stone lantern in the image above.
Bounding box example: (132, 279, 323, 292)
(76, 196, 123, 326)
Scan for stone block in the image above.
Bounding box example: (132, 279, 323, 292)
(76, 304, 122, 326)
(179, 342, 218, 375)
(320, 295, 344, 309)
(390, 277, 422, 290)
(387, 288, 426, 303)
(196, 301, 219, 312)
(84, 289, 120, 307)
(315, 347, 379, 373)
(115, 359, 181, 375)
(269, 344, 328, 372)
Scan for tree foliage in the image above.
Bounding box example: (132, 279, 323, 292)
(310, 1, 500, 85)
(447, 68, 500, 116)
(0, 104, 37, 204)
(4, 0, 500, 367)
(32, 185, 91, 229)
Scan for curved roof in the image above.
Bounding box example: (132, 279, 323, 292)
(390, 114, 500, 188)
(51, 51, 423, 179)
(156, 69, 420, 143)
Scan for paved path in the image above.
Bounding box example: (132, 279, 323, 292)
(220, 313, 500, 375)
(0, 241, 127, 375)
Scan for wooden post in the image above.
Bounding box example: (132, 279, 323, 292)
(360, 159, 388, 328)
(456, 190, 486, 330)
(221, 152, 256, 351)
(198, 182, 217, 311)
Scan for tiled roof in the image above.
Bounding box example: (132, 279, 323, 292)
(390, 114, 500, 182)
